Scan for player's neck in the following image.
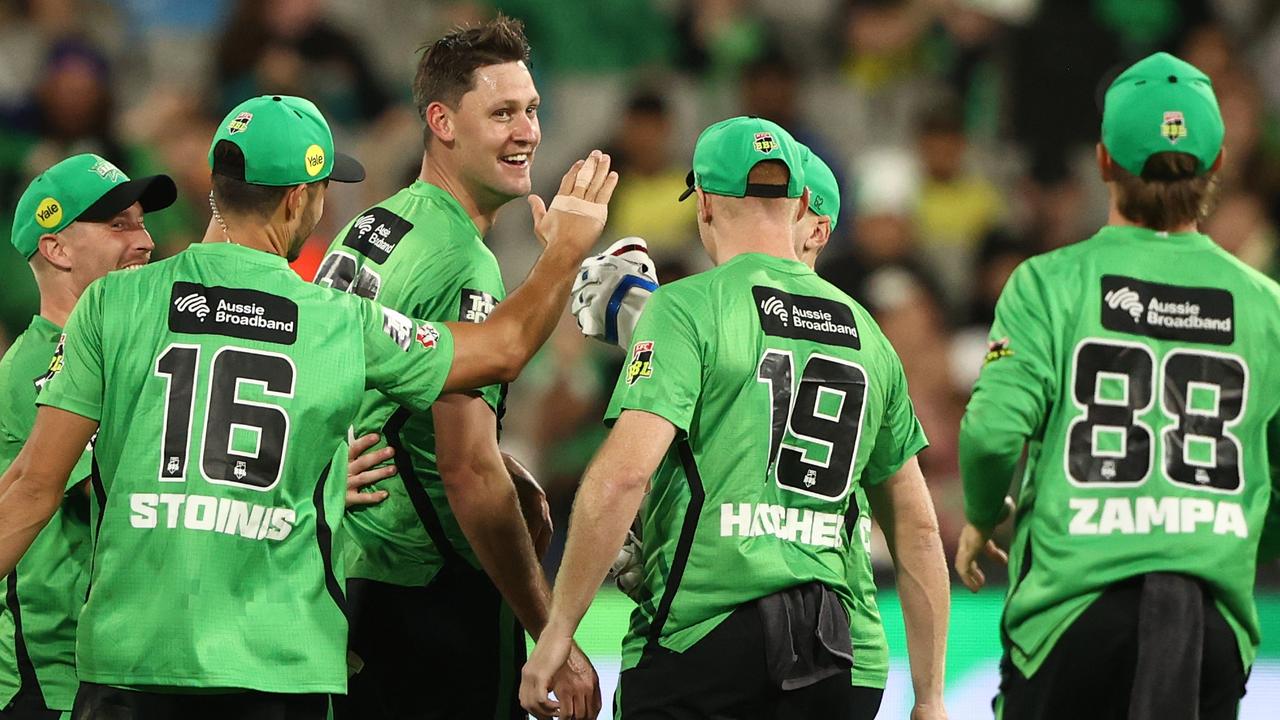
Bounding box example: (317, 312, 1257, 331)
(707, 220, 801, 266)
(36, 282, 74, 329)
(419, 154, 499, 236)
(199, 217, 292, 259)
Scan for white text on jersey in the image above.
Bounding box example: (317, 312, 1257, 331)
(719, 503, 845, 548)
(1067, 496, 1247, 538)
(129, 493, 296, 541)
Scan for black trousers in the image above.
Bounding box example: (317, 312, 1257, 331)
(618, 602, 858, 720)
(333, 564, 525, 720)
(998, 576, 1247, 720)
(71, 683, 328, 720)
(0, 682, 59, 720)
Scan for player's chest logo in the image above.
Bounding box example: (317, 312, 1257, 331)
(341, 207, 413, 264)
(460, 288, 498, 323)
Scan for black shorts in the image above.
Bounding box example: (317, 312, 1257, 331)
(333, 563, 525, 720)
(70, 683, 327, 720)
(618, 602, 858, 720)
(998, 576, 1247, 720)
(0, 681, 59, 720)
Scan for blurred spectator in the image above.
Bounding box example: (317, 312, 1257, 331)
(600, 90, 697, 260)
(213, 0, 393, 127)
(842, 0, 936, 91)
(675, 0, 768, 80)
(951, 229, 1030, 390)
(490, 0, 675, 77)
(913, 96, 1004, 310)
(1205, 190, 1280, 282)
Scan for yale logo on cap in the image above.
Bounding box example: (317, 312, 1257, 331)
(305, 144, 325, 177)
(1162, 111, 1187, 144)
(35, 197, 62, 229)
(754, 132, 777, 154)
(227, 112, 253, 135)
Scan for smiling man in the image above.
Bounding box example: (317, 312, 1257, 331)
(317, 15, 600, 720)
(0, 154, 175, 719)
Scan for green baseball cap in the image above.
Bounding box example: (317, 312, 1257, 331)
(11, 153, 177, 259)
(799, 144, 840, 229)
(1102, 52, 1224, 176)
(678, 116, 805, 201)
(209, 95, 365, 186)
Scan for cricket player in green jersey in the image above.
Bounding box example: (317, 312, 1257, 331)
(522, 117, 950, 720)
(0, 94, 617, 720)
(582, 144, 948, 719)
(0, 156, 175, 720)
(957, 52, 1280, 719)
(316, 17, 599, 719)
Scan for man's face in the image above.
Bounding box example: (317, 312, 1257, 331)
(447, 61, 541, 207)
(57, 202, 153, 291)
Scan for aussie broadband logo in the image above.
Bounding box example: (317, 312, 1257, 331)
(752, 286, 860, 349)
(169, 283, 298, 344)
(720, 503, 845, 549)
(1100, 275, 1233, 345)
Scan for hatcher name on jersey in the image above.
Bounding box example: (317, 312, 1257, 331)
(129, 493, 296, 541)
(1068, 496, 1247, 538)
(720, 502, 846, 548)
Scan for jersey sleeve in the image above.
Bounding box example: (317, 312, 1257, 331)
(37, 280, 106, 422)
(959, 260, 1057, 527)
(360, 299, 455, 415)
(1259, 410, 1280, 564)
(415, 244, 505, 410)
(604, 286, 703, 433)
(862, 346, 928, 486)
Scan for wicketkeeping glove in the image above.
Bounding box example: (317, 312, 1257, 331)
(570, 237, 658, 350)
(608, 530, 645, 603)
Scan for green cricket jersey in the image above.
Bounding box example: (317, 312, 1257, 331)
(315, 180, 506, 587)
(960, 225, 1280, 677)
(846, 484, 888, 688)
(605, 252, 927, 672)
(36, 242, 456, 693)
(0, 317, 91, 711)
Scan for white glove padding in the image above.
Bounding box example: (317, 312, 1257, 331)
(608, 530, 645, 603)
(570, 237, 658, 349)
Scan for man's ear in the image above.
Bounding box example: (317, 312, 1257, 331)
(807, 216, 832, 256)
(283, 184, 308, 221)
(696, 188, 712, 224)
(37, 232, 72, 271)
(795, 188, 811, 223)
(1097, 143, 1117, 182)
(425, 101, 456, 144)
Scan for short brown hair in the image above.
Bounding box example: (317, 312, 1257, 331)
(1112, 152, 1219, 231)
(413, 14, 530, 117)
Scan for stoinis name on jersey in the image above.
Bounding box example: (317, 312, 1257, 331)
(129, 492, 296, 541)
(170, 282, 298, 345)
(1101, 275, 1234, 345)
(752, 286, 860, 349)
(341, 206, 413, 264)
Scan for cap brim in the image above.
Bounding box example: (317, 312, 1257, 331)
(77, 174, 178, 222)
(329, 152, 365, 183)
(678, 170, 695, 202)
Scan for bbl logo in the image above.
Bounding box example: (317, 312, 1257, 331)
(1162, 111, 1187, 144)
(304, 144, 325, 177)
(983, 337, 1014, 365)
(88, 158, 124, 182)
(753, 132, 777, 154)
(227, 112, 253, 134)
(626, 341, 654, 385)
(415, 323, 440, 350)
(35, 197, 62, 229)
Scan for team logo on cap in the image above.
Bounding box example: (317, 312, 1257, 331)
(89, 158, 124, 182)
(304, 144, 325, 177)
(227, 112, 253, 134)
(753, 132, 777, 154)
(35, 197, 62, 229)
(1162, 111, 1187, 144)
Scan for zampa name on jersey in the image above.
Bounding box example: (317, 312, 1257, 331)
(129, 493, 296, 541)
(1068, 496, 1247, 538)
(751, 286, 861, 349)
(169, 282, 298, 345)
(719, 502, 846, 549)
(1100, 275, 1234, 346)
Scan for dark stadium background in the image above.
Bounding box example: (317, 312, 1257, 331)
(0, 0, 1277, 716)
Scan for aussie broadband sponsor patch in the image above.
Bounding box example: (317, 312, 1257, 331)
(752, 286, 860, 349)
(341, 206, 412, 264)
(1101, 275, 1233, 345)
(169, 282, 298, 344)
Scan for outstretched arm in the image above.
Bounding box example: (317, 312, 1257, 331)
(866, 456, 950, 720)
(0, 407, 99, 576)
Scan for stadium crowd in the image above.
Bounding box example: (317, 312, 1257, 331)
(3, 0, 1280, 583)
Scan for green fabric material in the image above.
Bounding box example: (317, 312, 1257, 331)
(603, 252, 925, 672)
(210, 96, 343, 185)
(319, 180, 507, 587)
(1102, 52, 1223, 176)
(35, 242, 456, 693)
(959, 224, 1280, 678)
(0, 316, 92, 711)
(799, 144, 840, 229)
